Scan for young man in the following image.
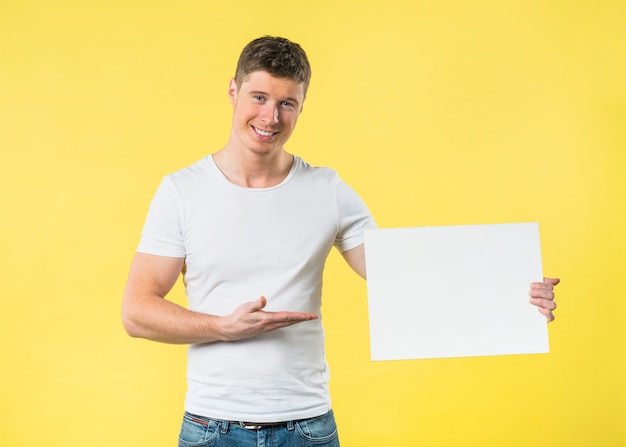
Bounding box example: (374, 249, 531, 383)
(122, 36, 559, 446)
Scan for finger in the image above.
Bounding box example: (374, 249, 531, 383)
(529, 281, 556, 299)
(530, 297, 557, 310)
(263, 312, 318, 331)
(252, 312, 318, 334)
(544, 277, 561, 287)
(537, 306, 555, 322)
(530, 281, 554, 291)
(266, 311, 318, 324)
(529, 287, 555, 300)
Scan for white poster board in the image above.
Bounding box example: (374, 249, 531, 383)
(364, 222, 549, 361)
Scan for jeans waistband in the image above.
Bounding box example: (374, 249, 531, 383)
(185, 412, 301, 430)
(232, 421, 289, 430)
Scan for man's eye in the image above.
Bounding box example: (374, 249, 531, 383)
(281, 101, 293, 108)
(254, 95, 264, 101)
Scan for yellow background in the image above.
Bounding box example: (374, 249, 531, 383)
(1, 1, 625, 446)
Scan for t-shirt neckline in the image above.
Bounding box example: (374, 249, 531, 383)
(206, 154, 299, 191)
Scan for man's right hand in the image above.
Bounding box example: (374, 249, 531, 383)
(218, 296, 318, 341)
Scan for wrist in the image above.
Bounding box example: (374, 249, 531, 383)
(209, 314, 232, 342)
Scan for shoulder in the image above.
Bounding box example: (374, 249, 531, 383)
(156, 156, 218, 195)
(166, 156, 212, 183)
(293, 156, 341, 184)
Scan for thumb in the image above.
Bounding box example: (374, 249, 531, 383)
(250, 296, 267, 312)
(544, 277, 561, 287)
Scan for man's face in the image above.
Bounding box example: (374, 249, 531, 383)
(228, 70, 305, 156)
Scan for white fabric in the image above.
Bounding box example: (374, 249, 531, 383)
(137, 155, 376, 422)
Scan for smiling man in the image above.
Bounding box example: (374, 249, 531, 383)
(122, 36, 559, 447)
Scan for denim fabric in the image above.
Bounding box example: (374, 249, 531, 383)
(178, 410, 340, 447)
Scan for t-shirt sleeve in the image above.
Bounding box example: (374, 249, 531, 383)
(136, 176, 186, 258)
(334, 180, 377, 253)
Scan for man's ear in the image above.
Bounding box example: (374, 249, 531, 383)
(228, 78, 238, 106)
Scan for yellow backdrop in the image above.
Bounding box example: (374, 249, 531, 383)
(1, 1, 624, 446)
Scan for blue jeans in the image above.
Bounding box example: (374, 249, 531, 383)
(178, 410, 340, 447)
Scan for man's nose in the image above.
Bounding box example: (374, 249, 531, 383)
(261, 104, 279, 124)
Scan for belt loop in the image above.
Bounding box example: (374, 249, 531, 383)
(220, 420, 229, 434)
(286, 420, 295, 431)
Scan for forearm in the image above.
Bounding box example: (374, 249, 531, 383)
(122, 293, 225, 344)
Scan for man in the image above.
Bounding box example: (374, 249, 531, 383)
(122, 36, 559, 446)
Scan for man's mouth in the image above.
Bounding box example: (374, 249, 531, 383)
(253, 126, 278, 137)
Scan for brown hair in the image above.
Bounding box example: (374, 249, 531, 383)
(234, 36, 312, 94)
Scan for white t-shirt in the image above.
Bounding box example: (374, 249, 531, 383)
(137, 155, 376, 422)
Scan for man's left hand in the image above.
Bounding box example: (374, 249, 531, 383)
(529, 277, 560, 322)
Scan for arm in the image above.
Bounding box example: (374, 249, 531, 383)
(529, 277, 560, 322)
(341, 244, 367, 279)
(121, 252, 318, 344)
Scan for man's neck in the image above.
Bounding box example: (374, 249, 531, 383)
(212, 146, 294, 188)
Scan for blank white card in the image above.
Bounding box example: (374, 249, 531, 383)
(364, 223, 549, 361)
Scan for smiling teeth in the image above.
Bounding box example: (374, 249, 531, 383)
(255, 128, 275, 136)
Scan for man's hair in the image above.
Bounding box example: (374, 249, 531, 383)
(234, 36, 312, 94)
